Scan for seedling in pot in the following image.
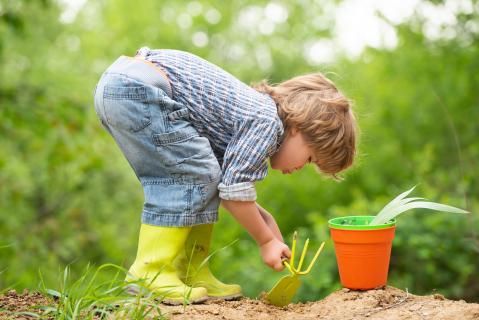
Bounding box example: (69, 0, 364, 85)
(369, 185, 469, 226)
(328, 185, 469, 290)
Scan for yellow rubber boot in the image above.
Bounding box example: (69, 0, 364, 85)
(173, 223, 242, 300)
(126, 224, 209, 305)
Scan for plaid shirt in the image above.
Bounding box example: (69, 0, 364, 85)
(137, 47, 284, 201)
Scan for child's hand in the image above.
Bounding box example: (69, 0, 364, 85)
(260, 238, 291, 271)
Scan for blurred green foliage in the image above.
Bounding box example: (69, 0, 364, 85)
(1, 0, 478, 303)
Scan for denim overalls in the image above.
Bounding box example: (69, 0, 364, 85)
(94, 55, 221, 227)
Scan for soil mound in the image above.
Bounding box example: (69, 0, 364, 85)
(161, 286, 479, 320)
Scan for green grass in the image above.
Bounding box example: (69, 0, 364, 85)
(1, 239, 239, 319)
(32, 263, 172, 319)
(0, 235, 242, 319)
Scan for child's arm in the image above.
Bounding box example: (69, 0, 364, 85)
(221, 199, 291, 271)
(256, 202, 284, 242)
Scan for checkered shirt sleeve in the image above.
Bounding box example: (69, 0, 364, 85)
(218, 114, 283, 201)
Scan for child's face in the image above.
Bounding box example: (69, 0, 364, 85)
(270, 128, 314, 174)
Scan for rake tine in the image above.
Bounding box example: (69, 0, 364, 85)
(290, 231, 297, 272)
(297, 238, 309, 272)
(298, 242, 325, 275)
(283, 260, 295, 275)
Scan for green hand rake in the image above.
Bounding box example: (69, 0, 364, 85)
(266, 231, 325, 307)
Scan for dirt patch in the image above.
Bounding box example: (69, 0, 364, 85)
(160, 286, 479, 320)
(0, 289, 54, 320)
(1, 286, 479, 319)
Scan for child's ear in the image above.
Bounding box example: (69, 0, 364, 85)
(290, 127, 299, 136)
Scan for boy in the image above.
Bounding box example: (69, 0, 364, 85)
(93, 47, 357, 304)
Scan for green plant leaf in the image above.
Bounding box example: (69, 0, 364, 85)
(374, 185, 417, 218)
(370, 197, 424, 225)
(371, 200, 469, 225)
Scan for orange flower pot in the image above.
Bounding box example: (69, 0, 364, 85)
(328, 216, 396, 290)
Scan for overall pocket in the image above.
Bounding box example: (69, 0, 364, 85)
(153, 127, 213, 166)
(152, 109, 222, 184)
(103, 80, 151, 132)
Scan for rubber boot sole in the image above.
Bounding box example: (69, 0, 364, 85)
(125, 284, 209, 305)
(207, 293, 243, 301)
(162, 295, 209, 305)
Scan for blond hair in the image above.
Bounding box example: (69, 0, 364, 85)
(253, 73, 358, 179)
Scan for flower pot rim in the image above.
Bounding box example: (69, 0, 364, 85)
(328, 215, 396, 230)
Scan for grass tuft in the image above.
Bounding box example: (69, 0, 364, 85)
(34, 263, 169, 319)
